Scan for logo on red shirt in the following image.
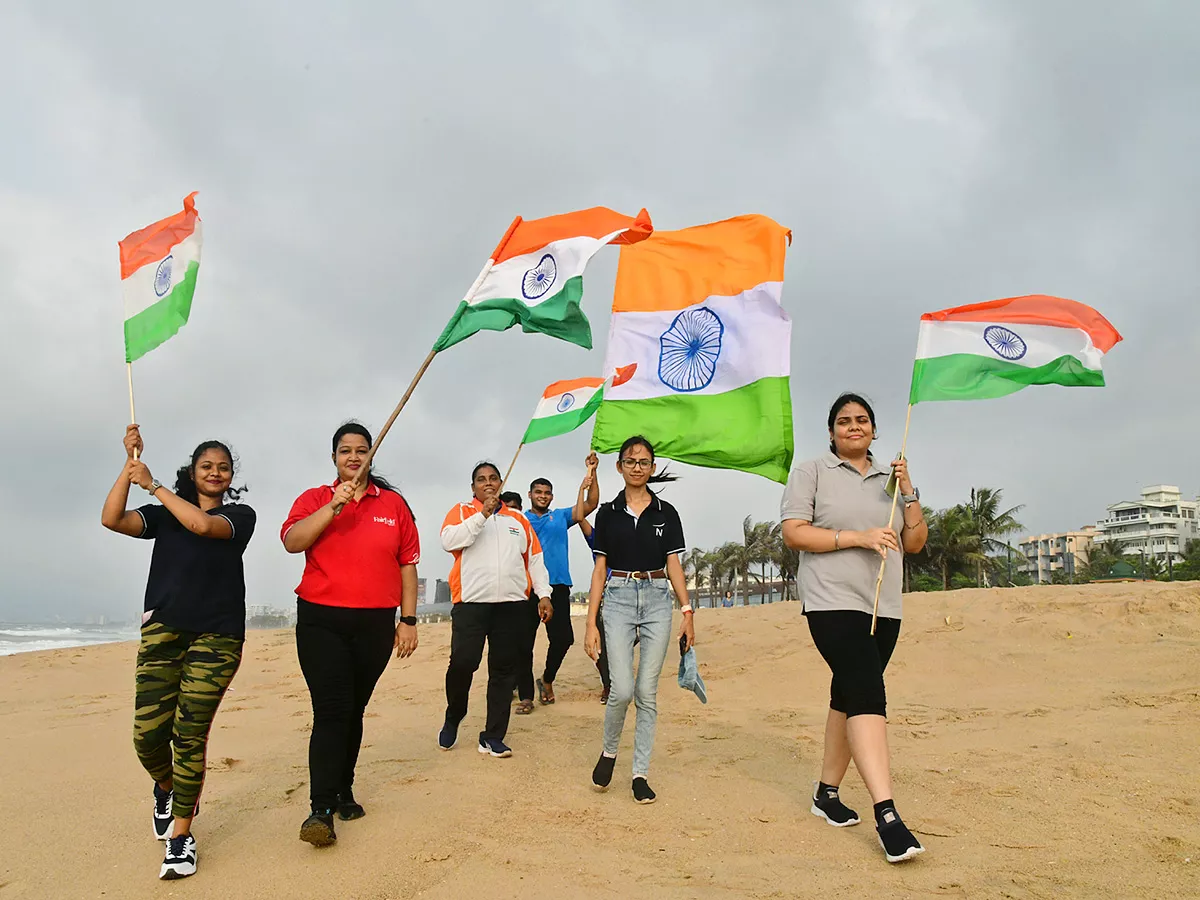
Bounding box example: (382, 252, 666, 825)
(374, 516, 397, 526)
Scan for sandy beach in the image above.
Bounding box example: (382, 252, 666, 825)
(1, 581, 1197, 899)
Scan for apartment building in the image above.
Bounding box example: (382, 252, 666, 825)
(1096, 485, 1199, 564)
(1017, 527, 1097, 583)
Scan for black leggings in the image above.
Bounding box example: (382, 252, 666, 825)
(296, 599, 395, 810)
(806, 610, 901, 718)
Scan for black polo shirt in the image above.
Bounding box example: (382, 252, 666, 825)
(592, 489, 685, 572)
(136, 503, 256, 638)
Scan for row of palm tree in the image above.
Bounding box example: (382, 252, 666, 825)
(683, 486, 1028, 600)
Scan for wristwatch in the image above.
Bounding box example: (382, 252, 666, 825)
(901, 486, 920, 505)
(148, 479, 163, 495)
(398, 615, 417, 626)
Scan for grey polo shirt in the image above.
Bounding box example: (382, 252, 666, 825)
(780, 453, 904, 620)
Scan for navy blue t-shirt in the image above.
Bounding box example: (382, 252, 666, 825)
(136, 503, 256, 637)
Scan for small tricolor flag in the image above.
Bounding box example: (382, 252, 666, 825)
(118, 193, 203, 362)
(909, 294, 1122, 404)
(432, 207, 652, 353)
(522, 365, 638, 444)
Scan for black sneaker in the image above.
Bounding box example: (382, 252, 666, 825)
(152, 784, 173, 841)
(299, 809, 337, 847)
(159, 834, 197, 880)
(632, 777, 657, 804)
(438, 720, 459, 751)
(876, 808, 925, 863)
(478, 736, 513, 758)
(592, 754, 616, 791)
(810, 782, 860, 827)
(336, 789, 366, 821)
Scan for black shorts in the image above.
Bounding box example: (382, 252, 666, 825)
(806, 610, 901, 718)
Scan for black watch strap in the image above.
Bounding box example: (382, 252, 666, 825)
(398, 615, 417, 626)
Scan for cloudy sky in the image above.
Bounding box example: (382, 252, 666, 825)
(2, 1, 1197, 623)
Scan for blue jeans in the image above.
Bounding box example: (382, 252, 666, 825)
(601, 578, 673, 777)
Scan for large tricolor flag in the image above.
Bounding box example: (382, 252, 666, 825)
(909, 294, 1122, 404)
(119, 193, 202, 362)
(432, 207, 653, 353)
(592, 215, 794, 483)
(522, 364, 637, 444)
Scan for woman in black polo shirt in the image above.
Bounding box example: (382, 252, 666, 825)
(101, 425, 255, 881)
(584, 435, 694, 804)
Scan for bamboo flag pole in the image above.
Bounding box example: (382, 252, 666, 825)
(358, 256, 501, 480)
(126, 362, 140, 460)
(870, 402, 913, 635)
(357, 215, 523, 482)
(497, 442, 526, 494)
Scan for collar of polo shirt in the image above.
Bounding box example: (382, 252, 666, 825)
(328, 479, 381, 496)
(612, 488, 662, 511)
(822, 452, 888, 478)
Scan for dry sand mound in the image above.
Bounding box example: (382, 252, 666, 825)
(1, 581, 1197, 898)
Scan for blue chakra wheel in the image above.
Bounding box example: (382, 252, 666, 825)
(556, 392, 576, 413)
(658, 307, 724, 392)
(522, 254, 557, 300)
(983, 325, 1027, 361)
(153, 256, 174, 297)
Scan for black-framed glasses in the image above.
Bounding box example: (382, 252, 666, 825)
(620, 458, 653, 470)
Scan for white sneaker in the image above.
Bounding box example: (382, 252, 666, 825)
(152, 785, 173, 841)
(160, 834, 197, 880)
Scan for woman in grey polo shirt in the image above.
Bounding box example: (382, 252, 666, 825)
(781, 393, 928, 864)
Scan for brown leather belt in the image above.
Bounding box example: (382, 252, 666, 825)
(610, 569, 667, 580)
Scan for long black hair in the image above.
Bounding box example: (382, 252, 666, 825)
(827, 392, 877, 456)
(173, 441, 246, 504)
(618, 435, 678, 485)
(332, 422, 400, 494)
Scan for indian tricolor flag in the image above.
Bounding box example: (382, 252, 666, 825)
(909, 294, 1123, 404)
(118, 193, 202, 362)
(592, 215, 794, 483)
(432, 206, 652, 353)
(522, 365, 638, 444)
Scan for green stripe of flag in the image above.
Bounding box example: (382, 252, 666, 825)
(592, 376, 793, 484)
(124, 261, 199, 362)
(909, 353, 1105, 404)
(432, 276, 591, 352)
(523, 388, 606, 444)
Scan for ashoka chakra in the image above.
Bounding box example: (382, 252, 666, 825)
(522, 254, 557, 300)
(983, 325, 1027, 361)
(658, 307, 724, 393)
(153, 256, 174, 297)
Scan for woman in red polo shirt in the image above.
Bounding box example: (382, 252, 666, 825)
(281, 422, 420, 848)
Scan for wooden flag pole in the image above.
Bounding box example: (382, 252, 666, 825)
(498, 442, 526, 494)
(126, 362, 140, 460)
(870, 402, 913, 635)
(358, 252, 504, 481)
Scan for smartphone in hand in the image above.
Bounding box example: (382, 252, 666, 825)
(679, 634, 688, 657)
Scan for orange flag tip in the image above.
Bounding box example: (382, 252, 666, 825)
(612, 363, 638, 386)
(182, 191, 199, 213)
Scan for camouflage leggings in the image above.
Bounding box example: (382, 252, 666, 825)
(133, 623, 243, 819)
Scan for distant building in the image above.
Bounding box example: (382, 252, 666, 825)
(435, 579, 451, 605)
(417, 578, 427, 604)
(1096, 485, 1199, 565)
(1018, 527, 1098, 583)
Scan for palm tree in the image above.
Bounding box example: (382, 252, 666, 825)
(742, 517, 776, 603)
(715, 540, 750, 604)
(769, 522, 800, 601)
(683, 549, 708, 606)
(925, 505, 986, 590)
(967, 487, 1026, 586)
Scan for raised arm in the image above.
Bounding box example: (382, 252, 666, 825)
(440, 503, 489, 552)
(283, 483, 355, 553)
(127, 459, 234, 539)
(572, 451, 600, 523)
(101, 426, 149, 536)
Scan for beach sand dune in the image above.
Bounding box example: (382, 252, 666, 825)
(1, 581, 1198, 899)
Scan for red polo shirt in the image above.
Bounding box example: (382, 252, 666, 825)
(281, 481, 420, 609)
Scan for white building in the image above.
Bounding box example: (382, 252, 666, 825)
(1096, 485, 1199, 564)
(1017, 527, 1098, 583)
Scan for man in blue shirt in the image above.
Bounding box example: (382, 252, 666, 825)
(518, 452, 599, 709)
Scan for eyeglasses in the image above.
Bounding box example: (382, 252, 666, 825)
(620, 459, 653, 470)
